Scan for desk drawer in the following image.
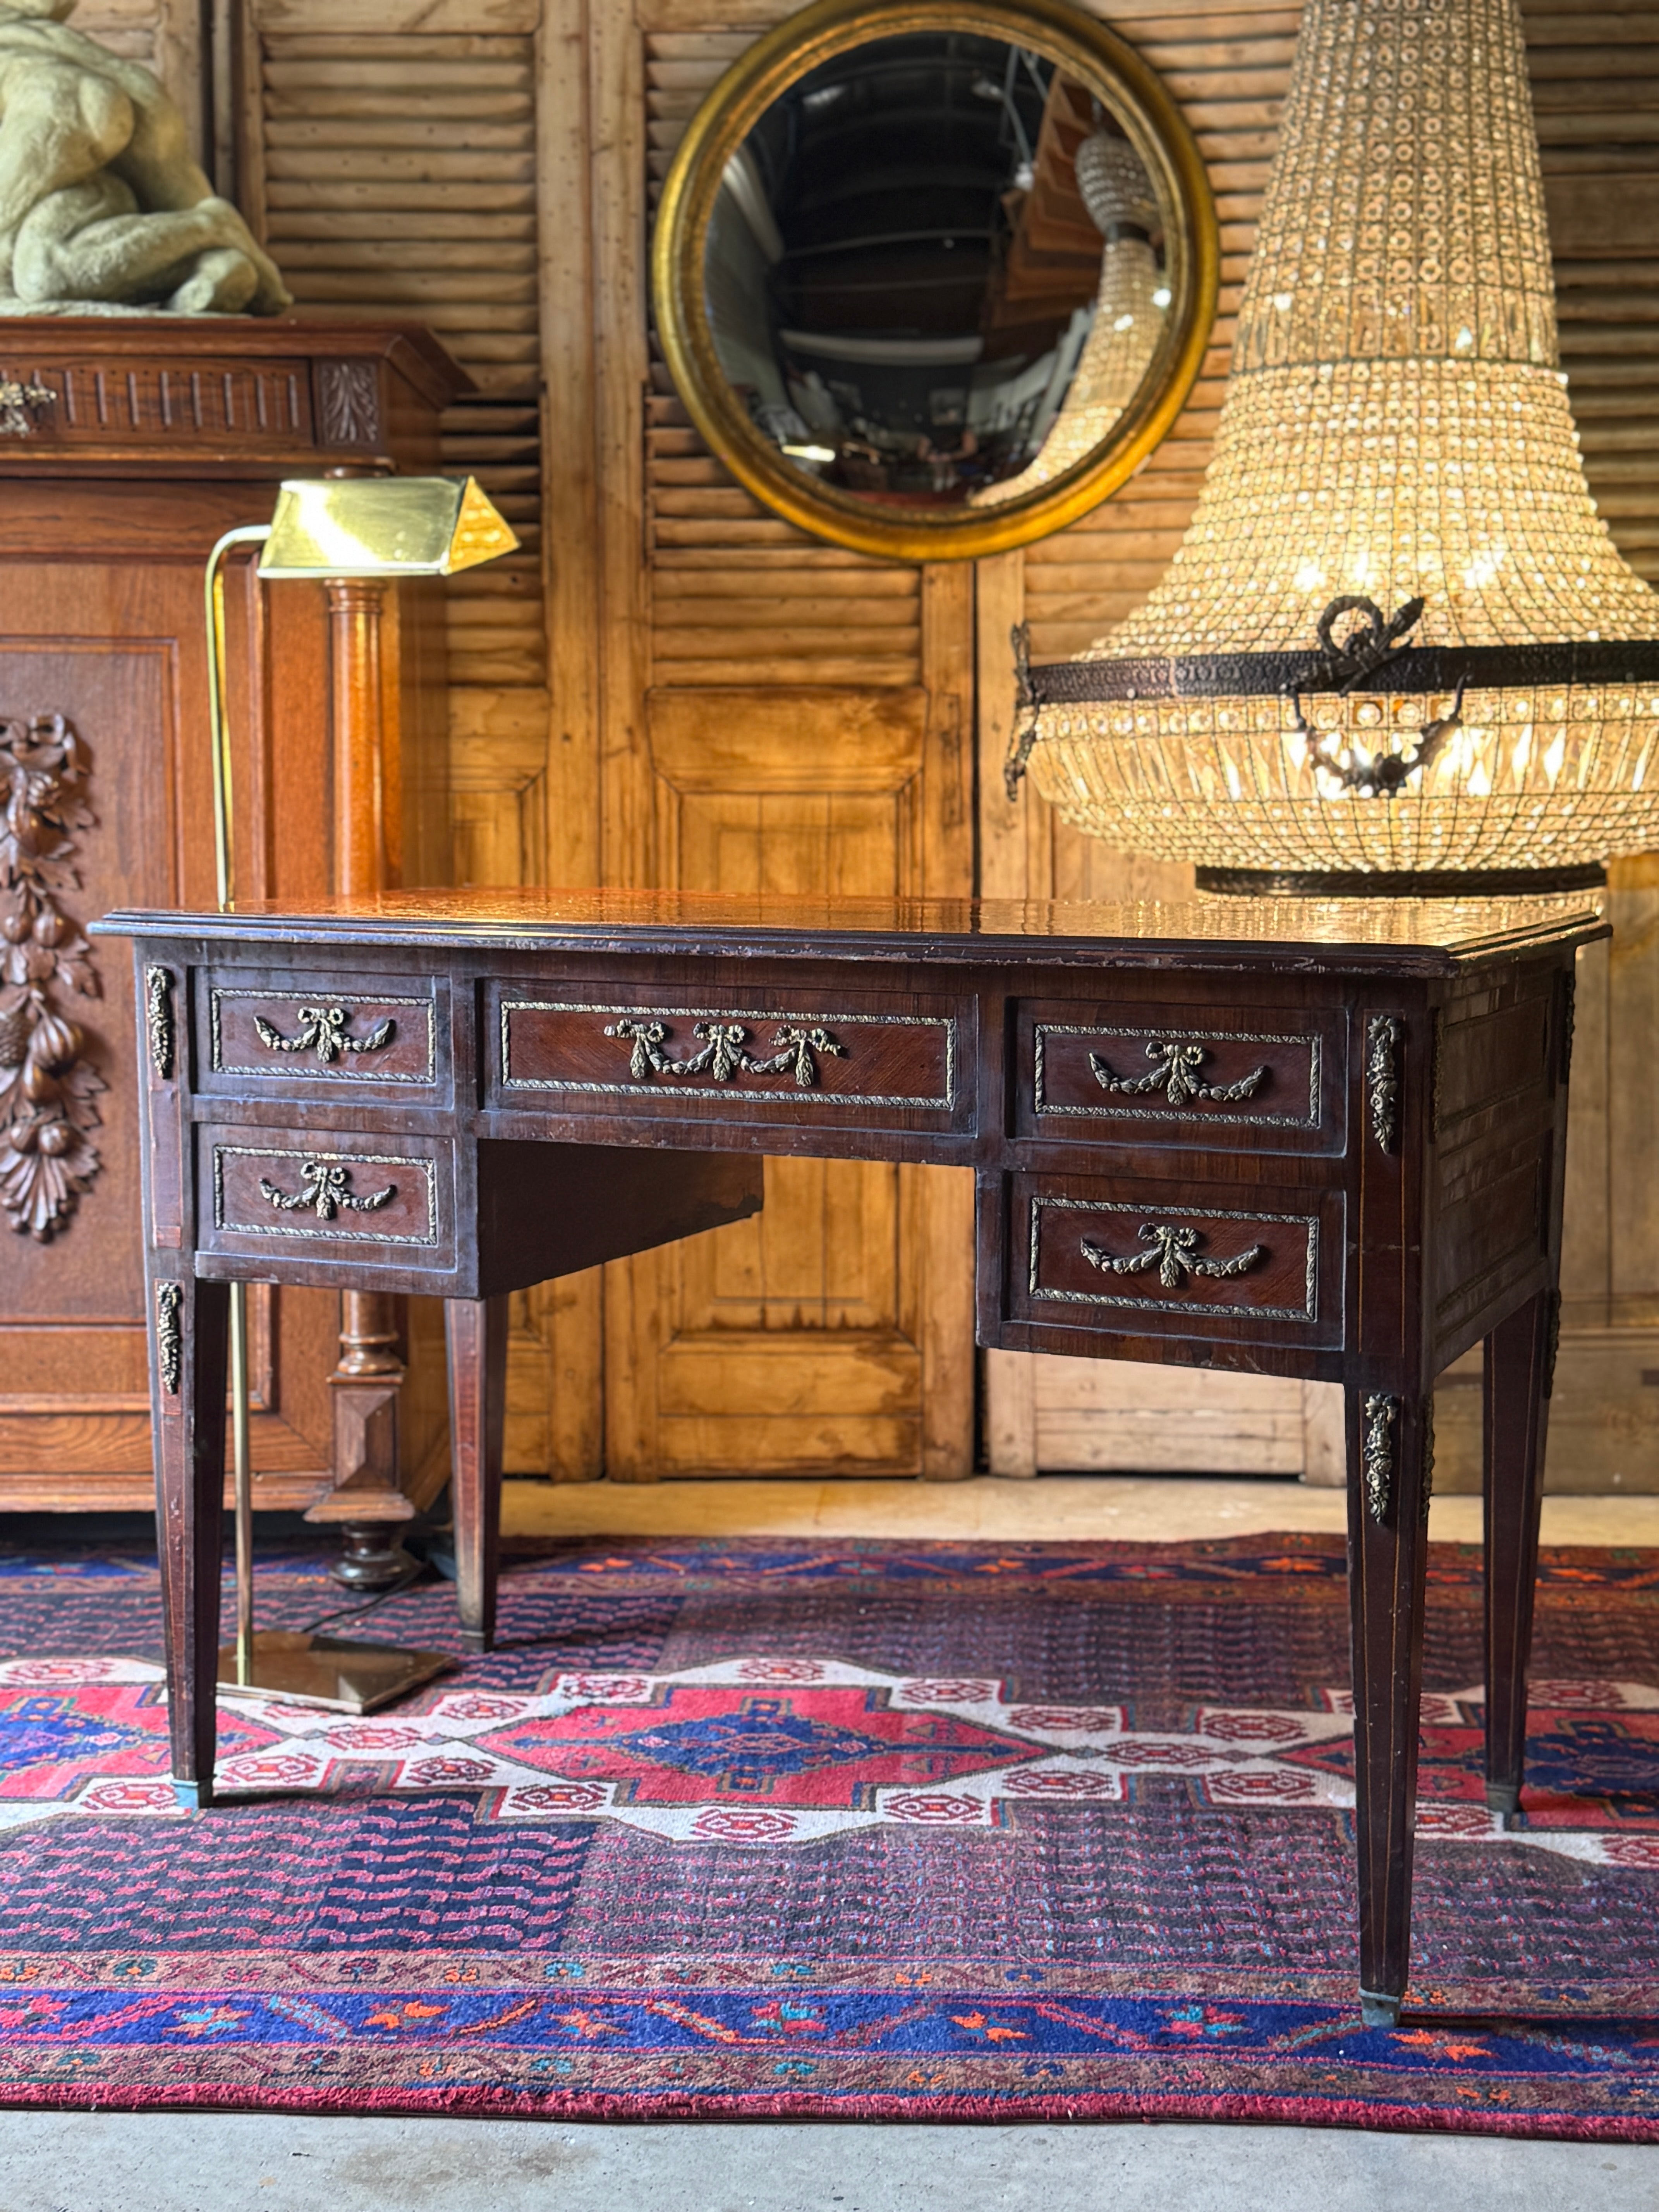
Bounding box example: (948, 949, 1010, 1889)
(199, 969, 445, 1101)
(198, 1123, 453, 1271)
(1001, 1172, 1344, 1350)
(1017, 1000, 1342, 1152)
(491, 986, 968, 1132)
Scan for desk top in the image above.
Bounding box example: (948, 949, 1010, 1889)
(96, 886, 1608, 977)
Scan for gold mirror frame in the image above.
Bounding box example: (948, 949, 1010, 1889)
(652, 0, 1218, 563)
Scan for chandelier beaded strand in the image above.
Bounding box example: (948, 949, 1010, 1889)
(1013, 0, 1659, 887)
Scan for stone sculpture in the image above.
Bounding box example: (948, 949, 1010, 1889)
(0, 0, 289, 314)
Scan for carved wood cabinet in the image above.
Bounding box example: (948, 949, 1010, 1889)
(0, 314, 468, 1530)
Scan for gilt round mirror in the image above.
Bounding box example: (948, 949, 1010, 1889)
(652, 0, 1217, 562)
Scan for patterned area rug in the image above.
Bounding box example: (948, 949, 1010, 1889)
(2, 1531, 1658, 2137)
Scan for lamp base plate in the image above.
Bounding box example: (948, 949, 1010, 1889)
(216, 1631, 451, 1714)
(1197, 863, 1606, 899)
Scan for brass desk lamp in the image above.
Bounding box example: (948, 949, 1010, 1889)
(203, 475, 518, 1714)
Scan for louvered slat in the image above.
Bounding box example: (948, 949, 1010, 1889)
(644, 34, 921, 687)
(258, 31, 546, 687)
(1529, 0, 1659, 584)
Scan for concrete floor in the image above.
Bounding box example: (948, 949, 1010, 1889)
(9, 1474, 1657, 2204)
(2, 2111, 1657, 2210)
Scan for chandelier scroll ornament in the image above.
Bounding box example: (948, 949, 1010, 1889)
(0, 714, 103, 1241)
(1005, 622, 1040, 805)
(1287, 598, 1468, 801)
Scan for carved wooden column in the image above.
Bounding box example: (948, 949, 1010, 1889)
(319, 574, 414, 1587)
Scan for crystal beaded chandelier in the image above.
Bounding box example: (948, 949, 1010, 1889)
(975, 134, 1164, 508)
(1010, 0, 1659, 892)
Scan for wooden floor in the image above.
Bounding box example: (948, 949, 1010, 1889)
(502, 1475, 1659, 1548)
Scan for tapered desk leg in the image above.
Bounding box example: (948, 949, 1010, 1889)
(1484, 1290, 1553, 1827)
(446, 1296, 508, 1653)
(149, 1271, 230, 1810)
(1346, 1381, 1434, 2028)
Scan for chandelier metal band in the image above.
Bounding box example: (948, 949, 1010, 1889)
(1194, 864, 1607, 900)
(1025, 641, 1659, 708)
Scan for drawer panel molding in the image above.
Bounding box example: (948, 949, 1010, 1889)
(500, 999, 957, 1109)
(1035, 1013, 1336, 1132)
(210, 1141, 440, 1248)
(208, 987, 436, 1086)
(1030, 1197, 1320, 1322)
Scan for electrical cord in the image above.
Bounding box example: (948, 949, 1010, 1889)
(299, 1557, 426, 1636)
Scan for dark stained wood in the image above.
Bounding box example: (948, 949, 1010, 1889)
(199, 974, 444, 1096)
(0, 314, 463, 477)
(100, 883, 1600, 974)
(1483, 1290, 1556, 1826)
(149, 1269, 230, 1810)
(447, 1296, 509, 1656)
(1345, 1381, 1435, 2025)
(473, 1143, 764, 1298)
(1012, 1171, 1344, 1355)
(498, 990, 960, 1111)
(200, 1125, 454, 1275)
(100, 886, 1602, 2022)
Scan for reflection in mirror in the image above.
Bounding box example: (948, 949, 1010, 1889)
(703, 32, 1170, 512)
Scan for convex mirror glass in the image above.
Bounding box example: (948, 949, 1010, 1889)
(654, 0, 1218, 560)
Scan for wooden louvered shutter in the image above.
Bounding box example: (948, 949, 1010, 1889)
(243, 1, 545, 701)
(603, 16, 976, 1481)
(239, 0, 572, 1478)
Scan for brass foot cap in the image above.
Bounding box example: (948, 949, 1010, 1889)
(1359, 1990, 1401, 2030)
(1485, 1783, 1523, 1829)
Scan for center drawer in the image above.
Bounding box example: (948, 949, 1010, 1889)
(488, 983, 972, 1134)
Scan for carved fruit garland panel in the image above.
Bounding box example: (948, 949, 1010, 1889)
(0, 714, 103, 1240)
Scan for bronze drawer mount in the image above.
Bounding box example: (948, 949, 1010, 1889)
(153, 1281, 183, 1395)
(1363, 1391, 1399, 1522)
(1366, 1016, 1402, 1151)
(1090, 1037, 1267, 1106)
(259, 1159, 396, 1220)
(1082, 1220, 1267, 1289)
(254, 1005, 395, 1063)
(605, 1018, 845, 1086)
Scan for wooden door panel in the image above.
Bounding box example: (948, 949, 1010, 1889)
(678, 1157, 904, 1336)
(605, 663, 969, 1479)
(0, 572, 335, 1503)
(0, 633, 172, 1482)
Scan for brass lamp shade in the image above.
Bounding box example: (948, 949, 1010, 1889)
(259, 475, 519, 580)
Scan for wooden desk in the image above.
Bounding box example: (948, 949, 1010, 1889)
(97, 886, 1604, 2027)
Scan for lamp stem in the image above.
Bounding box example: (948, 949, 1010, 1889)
(203, 521, 271, 1691)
